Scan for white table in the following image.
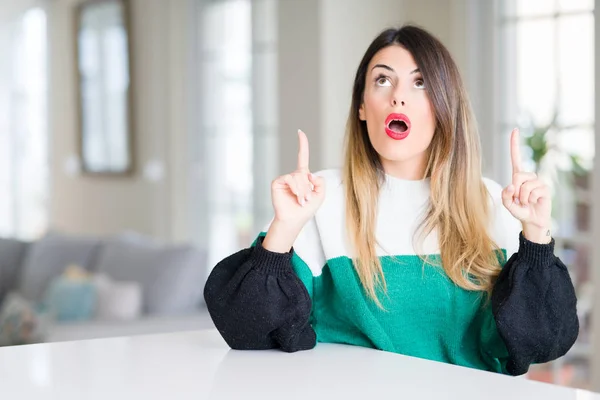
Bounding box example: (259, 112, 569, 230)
(0, 329, 598, 399)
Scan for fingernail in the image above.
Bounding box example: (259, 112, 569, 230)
(299, 198, 305, 206)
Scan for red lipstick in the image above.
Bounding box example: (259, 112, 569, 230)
(385, 113, 411, 140)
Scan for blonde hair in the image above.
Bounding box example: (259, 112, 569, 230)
(343, 25, 504, 307)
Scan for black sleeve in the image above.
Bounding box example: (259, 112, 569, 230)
(492, 232, 579, 376)
(203, 236, 316, 352)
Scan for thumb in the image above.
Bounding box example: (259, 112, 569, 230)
(502, 185, 515, 209)
(308, 173, 325, 193)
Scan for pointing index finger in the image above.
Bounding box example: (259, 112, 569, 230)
(297, 129, 310, 172)
(510, 128, 522, 174)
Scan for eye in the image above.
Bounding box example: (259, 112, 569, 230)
(414, 78, 425, 89)
(375, 75, 392, 87)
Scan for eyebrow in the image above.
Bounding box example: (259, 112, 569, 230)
(371, 64, 420, 74)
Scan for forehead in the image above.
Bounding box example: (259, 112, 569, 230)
(367, 45, 418, 74)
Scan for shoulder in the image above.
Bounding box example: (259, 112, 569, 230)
(312, 168, 344, 199)
(482, 177, 503, 201)
(313, 168, 343, 187)
(482, 177, 521, 256)
(481, 176, 511, 216)
(311, 168, 345, 229)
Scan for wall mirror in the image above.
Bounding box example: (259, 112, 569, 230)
(75, 0, 133, 175)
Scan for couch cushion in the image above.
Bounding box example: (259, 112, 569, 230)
(0, 238, 31, 305)
(95, 236, 206, 315)
(18, 232, 102, 303)
(93, 273, 142, 321)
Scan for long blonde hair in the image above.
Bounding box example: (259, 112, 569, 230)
(343, 25, 503, 307)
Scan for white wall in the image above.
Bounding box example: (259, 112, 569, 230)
(47, 0, 192, 241)
(276, 0, 323, 174)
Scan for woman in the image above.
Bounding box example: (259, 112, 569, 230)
(203, 25, 578, 376)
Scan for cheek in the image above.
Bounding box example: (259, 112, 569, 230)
(372, 87, 393, 104)
(364, 87, 391, 114)
(415, 98, 436, 135)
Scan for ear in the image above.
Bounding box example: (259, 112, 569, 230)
(359, 103, 366, 121)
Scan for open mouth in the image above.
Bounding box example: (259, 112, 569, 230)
(385, 113, 411, 140)
(388, 119, 409, 133)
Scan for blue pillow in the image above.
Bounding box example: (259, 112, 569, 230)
(43, 277, 97, 322)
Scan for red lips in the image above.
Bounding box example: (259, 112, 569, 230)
(385, 113, 411, 140)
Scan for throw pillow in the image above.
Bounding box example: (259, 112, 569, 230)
(42, 265, 97, 322)
(93, 273, 142, 321)
(0, 292, 49, 346)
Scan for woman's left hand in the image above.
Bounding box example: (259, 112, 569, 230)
(501, 128, 552, 244)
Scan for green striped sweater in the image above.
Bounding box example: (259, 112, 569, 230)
(205, 168, 579, 376)
(253, 169, 520, 373)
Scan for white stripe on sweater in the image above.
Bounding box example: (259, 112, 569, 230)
(263, 169, 521, 278)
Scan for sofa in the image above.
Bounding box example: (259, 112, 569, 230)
(0, 231, 215, 345)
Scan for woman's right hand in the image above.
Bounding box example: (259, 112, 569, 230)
(271, 129, 326, 225)
(263, 130, 326, 253)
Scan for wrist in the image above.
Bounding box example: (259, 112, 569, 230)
(522, 223, 552, 244)
(262, 219, 304, 253)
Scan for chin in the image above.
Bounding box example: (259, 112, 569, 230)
(380, 153, 417, 164)
(372, 141, 413, 161)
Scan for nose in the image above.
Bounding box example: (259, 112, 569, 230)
(392, 98, 405, 107)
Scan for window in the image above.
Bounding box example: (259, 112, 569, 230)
(192, 0, 278, 270)
(0, 7, 49, 239)
(201, 0, 253, 269)
(498, 0, 594, 389)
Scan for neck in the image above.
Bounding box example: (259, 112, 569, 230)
(380, 154, 428, 180)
